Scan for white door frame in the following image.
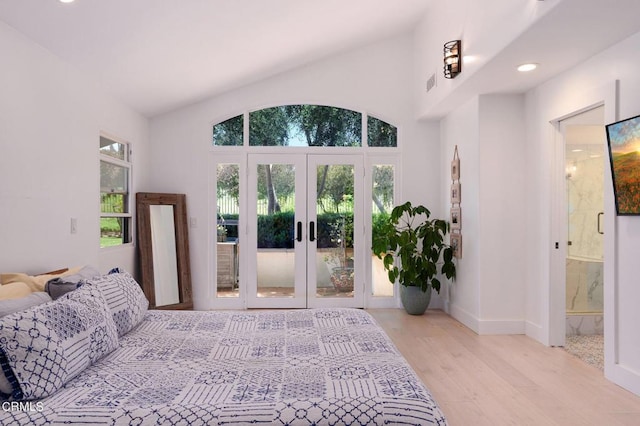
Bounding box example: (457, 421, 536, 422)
(548, 82, 640, 395)
(210, 152, 246, 310)
(246, 153, 308, 309)
(550, 104, 605, 348)
(246, 153, 365, 309)
(550, 86, 615, 347)
(210, 150, 400, 311)
(307, 154, 365, 308)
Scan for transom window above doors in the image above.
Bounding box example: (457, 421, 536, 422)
(212, 105, 397, 148)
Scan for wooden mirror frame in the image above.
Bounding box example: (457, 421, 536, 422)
(136, 192, 193, 310)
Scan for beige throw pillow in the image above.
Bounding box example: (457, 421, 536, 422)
(0, 282, 32, 300)
(1, 267, 82, 292)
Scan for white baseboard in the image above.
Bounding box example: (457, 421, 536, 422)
(607, 363, 640, 397)
(449, 303, 479, 334)
(525, 320, 546, 344)
(449, 303, 527, 335)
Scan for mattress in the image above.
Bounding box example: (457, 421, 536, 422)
(2, 308, 447, 425)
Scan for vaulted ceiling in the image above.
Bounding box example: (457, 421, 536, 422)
(2, 0, 640, 119)
(0, 0, 433, 117)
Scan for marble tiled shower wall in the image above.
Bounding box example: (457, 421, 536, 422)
(566, 258, 604, 313)
(566, 155, 604, 261)
(566, 313, 604, 335)
(566, 259, 604, 336)
(566, 153, 604, 336)
(566, 258, 604, 335)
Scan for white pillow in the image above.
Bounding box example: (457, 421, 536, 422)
(86, 271, 149, 336)
(0, 292, 52, 318)
(0, 292, 53, 394)
(0, 285, 118, 400)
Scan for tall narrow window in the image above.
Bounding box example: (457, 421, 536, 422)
(100, 135, 132, 247)
(216, 163, 240, 297)
(372, 164, 395, 296)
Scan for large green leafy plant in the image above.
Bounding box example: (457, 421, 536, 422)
(372, 202, 456, 293)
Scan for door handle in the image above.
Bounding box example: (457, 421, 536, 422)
(296, 221, 302, 242)
(309, 221, 316, 242)
(597, 212, 604, 235)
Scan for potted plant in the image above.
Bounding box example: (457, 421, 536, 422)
(372, 201, 456, 315)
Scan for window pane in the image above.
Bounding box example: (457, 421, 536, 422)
(249, 105, 362, 147)
(256, 163, 296, 297)
(100, 136, 127, 160)
(316, 164, 355, 298)
(100, 217, 130, 247)
(368, 116, 397, 147)
(216, 163, 240, 298)
(100, 161, 128, 193)
(101, 193, 127, 214)
(99, 135, 130, 249)
(372, 164, 395, 297)
(213, 115, 244, 146)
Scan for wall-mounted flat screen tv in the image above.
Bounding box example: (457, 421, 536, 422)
(606, 114, 640, 215)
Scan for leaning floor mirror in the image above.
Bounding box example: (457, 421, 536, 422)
(136, 192, 193, 310)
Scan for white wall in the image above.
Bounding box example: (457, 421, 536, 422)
(478, 95, 526, 333)
(437, 26, 640, 394)
(440, 97, 480, 329)
(524, 31, 640, 394)
(440, 95, 526, 334)
(149, 33, 444, 309)
(0, 21, 149, 276)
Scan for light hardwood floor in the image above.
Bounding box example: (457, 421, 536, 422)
(367, 309, 640, 426)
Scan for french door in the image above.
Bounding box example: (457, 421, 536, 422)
(246, 153, 364, 308)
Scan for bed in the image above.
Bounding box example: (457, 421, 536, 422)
(0, 271, 447, 425)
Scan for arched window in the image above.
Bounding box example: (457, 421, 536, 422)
(212, 105, 397, 148)
(368, 115, 397, 147)
(213, 115, 243, 146)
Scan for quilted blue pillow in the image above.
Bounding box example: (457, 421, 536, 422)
(0, 284, 119, 400)
(86, 271, 149, 337)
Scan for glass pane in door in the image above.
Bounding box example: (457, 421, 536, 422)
(315, 164, 355, 298)
(257, 163, 296, 297)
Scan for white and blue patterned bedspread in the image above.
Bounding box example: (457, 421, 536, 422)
(2, 308, 447, 425)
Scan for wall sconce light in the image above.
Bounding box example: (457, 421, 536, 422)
(444, 40, 462, 79)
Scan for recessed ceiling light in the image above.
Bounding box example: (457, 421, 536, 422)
(572, 149, 583, 152)
(59, 0, 75, 3)
(517, 63, 538, 72)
